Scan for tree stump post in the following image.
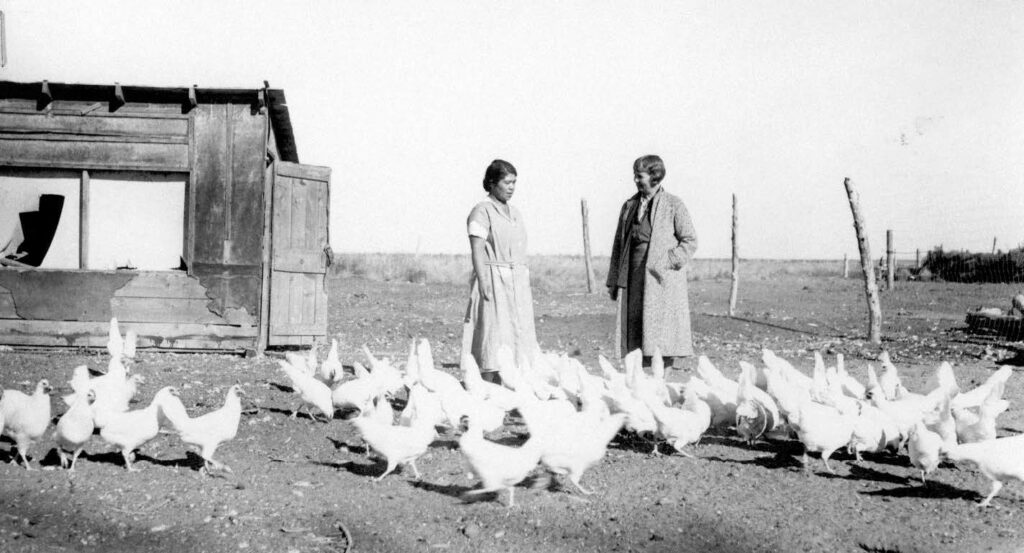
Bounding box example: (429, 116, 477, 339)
(729, 194, 739, 317)
(844, 178, 881, 344)
(581, 198, 596, 294)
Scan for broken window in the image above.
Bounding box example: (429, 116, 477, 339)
(0, 169, 187, 271)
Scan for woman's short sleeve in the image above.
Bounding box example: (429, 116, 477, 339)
(467, 204, 489, 239)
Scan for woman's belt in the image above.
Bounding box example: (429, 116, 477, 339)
(483, 260, 524, 267)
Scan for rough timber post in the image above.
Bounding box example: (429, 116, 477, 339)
(581, 198, 596, 293)
(886, 229, 895, 290)
(844, 178, 881, 344)
(729, 194, 739, 316)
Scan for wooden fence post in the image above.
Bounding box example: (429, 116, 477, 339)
(80, 170, 90, 269)
(915, 249, 920, 269)
(581, 198, 596, 294)
(844, 178, 881, 344)
(729, 194, 738, 316)
(843, 253, 849, 278)
(886, 229, 895, 290)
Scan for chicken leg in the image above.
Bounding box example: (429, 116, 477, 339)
(122, 449, 139, 472)
(979, 480, 1003, 508)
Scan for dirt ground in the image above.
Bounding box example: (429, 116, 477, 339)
(1, 275, 1023, 553)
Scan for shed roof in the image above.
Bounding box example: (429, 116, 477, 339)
(0, 80, 298, 163)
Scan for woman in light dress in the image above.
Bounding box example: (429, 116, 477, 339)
(463, 160, 540, 384)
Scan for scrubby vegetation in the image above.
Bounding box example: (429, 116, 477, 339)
(330, 253, 847, 291)
(922, 247, 1024, 283)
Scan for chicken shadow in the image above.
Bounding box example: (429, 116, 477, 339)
(0, 442, 65, 468)
(79, 449, 188, 470)
(268, 382, 294, 394)
(838, 463, 912, 485)
(263, 406, 333, 422)
(337, 458, 394, 478)
(860, 479, 976, 501)
(409, 479, 476, 501)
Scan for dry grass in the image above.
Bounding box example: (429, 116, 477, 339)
(331, 252, 847, 292)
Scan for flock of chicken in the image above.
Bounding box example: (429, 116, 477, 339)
(280, 333, 1021, 509)
(0, 317, 1021, 509)
(0, 318, 244, 474)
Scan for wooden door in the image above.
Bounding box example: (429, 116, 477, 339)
(267, 162, 331, 345)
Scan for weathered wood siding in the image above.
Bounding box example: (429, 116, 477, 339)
(0, 109, 190, 171)
(190, 104, 267, 324)
(269, 162, 330, 345)
(0, 270, 257, 350)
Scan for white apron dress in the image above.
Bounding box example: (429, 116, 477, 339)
(462, 198, 540, 373)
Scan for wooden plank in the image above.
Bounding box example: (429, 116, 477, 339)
(276, 161, 330, 182)
(223, 104, 234, 262)
(302, 271, 315, 329)
(272, 249, 327, 273)
(191, 104, 228, 263)
(315, 276, 327, 327)
(228, 103, 266, 265)
(291, 178, 308, 252)
(109, 297, 230, 325)
(0, 139, 189, 171)
(0, 288, 15, 318)
(257, 161, 274, 353)
(0, 319, 254, 350)
(0, 133, 188, 145)
(80, 170, 89, 269)
(0, 112, 189, 137)
(113, 271, 212, 299)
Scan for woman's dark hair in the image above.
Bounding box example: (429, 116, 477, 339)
(633, 155, 666, 185)
(483, 159, 517, 192)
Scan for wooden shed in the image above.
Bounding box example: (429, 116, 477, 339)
(0, 80, 331, 353)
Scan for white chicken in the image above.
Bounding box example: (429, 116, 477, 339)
(925, 392, 958, 452)
(1, 379, 53, 469)
(399, 384, 447, 429)
(163, 385, 245, 474)
(351, 406, 437, 481)
(694, 356, 738, 428)
(362, 344, 409, 397)
(99, 386, 180, 471)
(761, 349, 813, 392)
(279, 360, 334, 421)
(106, 317, 124, 359)
(951, 365, 1012, 411)
(865, 365, 929, 443)
(848, 401, 901, 462)
(735, 361, 781, 444)
(944, 433, 1024, 507)
(834, 354, 866, 400)
(953, 385, 1009, 444)
(123, 329, 138, 360)
(55, 389, 96, 471)
(877, 351, 906, 400)
(598, 355, 626, 390)
(519, 398, 627, 495)
(318, 338, 345, 385)
(907, 421, 943, 485)
(646, 385, 712, 456)
(462, 350, 518, 411)
(766, 364, 854, 473)
(458, 416, 542, 507)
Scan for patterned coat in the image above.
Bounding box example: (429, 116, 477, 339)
(606, 188, 698, 358)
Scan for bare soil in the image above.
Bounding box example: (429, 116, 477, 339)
(1, 275, 1023, 553)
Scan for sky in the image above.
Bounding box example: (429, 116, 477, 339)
(2, 1, 1022, 259)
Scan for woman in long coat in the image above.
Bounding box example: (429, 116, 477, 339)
(606, 155, 698, 366)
